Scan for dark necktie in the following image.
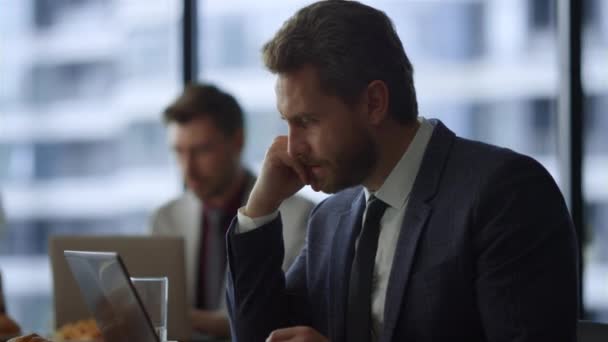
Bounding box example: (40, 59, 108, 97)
(196, 208, 231, 309)
(347, 196, 388, 342)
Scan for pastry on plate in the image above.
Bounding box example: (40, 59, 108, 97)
(53, 319, 101, 342)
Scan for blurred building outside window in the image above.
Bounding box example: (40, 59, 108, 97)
(0, 0, 606, 334)
(0, 0, 182, 332)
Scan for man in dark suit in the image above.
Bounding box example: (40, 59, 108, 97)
(226, 1, 579, 341)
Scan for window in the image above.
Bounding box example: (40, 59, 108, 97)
(119, 120, 171, 168)
(583, 0, 608, 316)
(34, 0, 111, 29)
(34, 141, 119, 179)
(124, 25, 174, 78)
(0, 0, 182, 333)
(27, 61, 117, 105)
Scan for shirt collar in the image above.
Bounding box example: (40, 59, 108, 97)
(364, 117, 435, 209)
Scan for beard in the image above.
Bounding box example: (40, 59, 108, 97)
(309, 133, 377, 194)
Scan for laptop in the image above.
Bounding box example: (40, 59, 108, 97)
(64, 250, 160, 342)
(49, 235, 189, 341)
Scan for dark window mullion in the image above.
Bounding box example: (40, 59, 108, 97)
(183, 0, 198, 85)
(557, 0, 585, 318)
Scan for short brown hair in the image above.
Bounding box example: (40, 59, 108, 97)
(263, 0, 418, 124)
(163, 83, 244, 136)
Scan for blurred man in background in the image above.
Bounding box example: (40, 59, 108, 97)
(150, 84, 313, 338)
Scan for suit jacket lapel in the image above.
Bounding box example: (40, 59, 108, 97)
(329, 191, 366, 342)
(380, 120, 456, 342)
(379, 201, 431, 342)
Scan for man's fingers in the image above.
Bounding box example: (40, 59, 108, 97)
(279, 152, 308, 185)
(266, 326, 325, 342)
(266, 326, 301, 341)
(269, 137, 308, 185)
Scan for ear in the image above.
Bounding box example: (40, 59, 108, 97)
(364, 80, 389, 125)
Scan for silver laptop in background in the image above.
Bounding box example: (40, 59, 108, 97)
(64, 250, 160, 342)
(49, 235, 190, 342)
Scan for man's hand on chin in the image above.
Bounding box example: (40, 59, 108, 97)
(245, 136, 308, 218)
(266, 326, 329, 342)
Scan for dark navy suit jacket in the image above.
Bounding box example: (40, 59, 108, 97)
(226, 120, 579, 342)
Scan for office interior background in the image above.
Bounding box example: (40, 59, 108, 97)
(0, 0, 606, 333)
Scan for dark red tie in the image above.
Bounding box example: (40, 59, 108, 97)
(196, 200, 243, 309)
(196, 209, 212, 309)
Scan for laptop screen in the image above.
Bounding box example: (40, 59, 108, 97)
(64, 250, 160, 342)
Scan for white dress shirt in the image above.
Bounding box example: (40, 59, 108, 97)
(237, 117, 435, 338)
